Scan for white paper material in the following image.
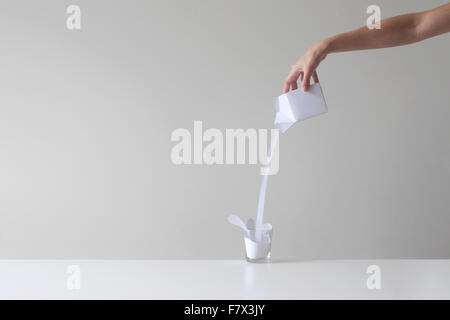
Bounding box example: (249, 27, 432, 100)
(245, 218, 272, 260)
(274, 83, 328, 133)
(244, 229, 272, 260)
(228, 215, 273, 260)
(255, 133, 278, 242)
(229, 83, 328, 262)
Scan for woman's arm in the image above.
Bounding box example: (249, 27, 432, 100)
(283, 3, 450, 93)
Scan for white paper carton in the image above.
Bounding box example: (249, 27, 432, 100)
(274, 83, 328, 133)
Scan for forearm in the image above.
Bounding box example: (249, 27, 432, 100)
(321, 3, 450, 54)
(324, 13, 421, 54)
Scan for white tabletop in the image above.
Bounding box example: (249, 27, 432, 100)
(0, 259, 449, 299)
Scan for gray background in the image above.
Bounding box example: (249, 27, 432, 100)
(0, 0, 448, 259)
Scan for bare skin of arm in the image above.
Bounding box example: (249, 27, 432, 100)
(283, 3, 450, 93)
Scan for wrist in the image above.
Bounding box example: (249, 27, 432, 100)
(319, 37, 334, 55)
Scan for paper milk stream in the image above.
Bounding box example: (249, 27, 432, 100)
(255, 84, 328, 240)
(255, 133, 278, 242)
(228, 83, 328, 261)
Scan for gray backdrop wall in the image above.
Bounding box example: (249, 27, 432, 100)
(0, 0, 448, 259)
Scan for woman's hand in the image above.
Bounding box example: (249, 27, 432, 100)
(283, 40, 329, 93)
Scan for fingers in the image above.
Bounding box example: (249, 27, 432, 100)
(283, 68, 301, 93)
(312, 70, 319, 83)
(283, 79, 291, 93)
(302, 69, 312, 92)
(284, 67, 319, 93)
(282, 81, 290, 94)
(291, 80, 298, 91)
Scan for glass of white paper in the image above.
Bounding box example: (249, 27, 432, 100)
(244, 227, 273, 263)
